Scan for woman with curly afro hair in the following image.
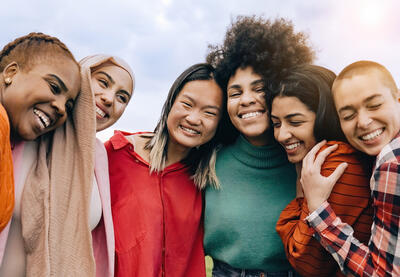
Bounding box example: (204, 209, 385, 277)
(203, 16, 314, 276)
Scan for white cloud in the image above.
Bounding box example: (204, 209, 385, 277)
(2, 0, 400, 141)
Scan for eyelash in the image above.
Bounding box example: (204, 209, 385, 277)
(49, 82, 61, 95)
(66, 100, 74, 115)
(98, 79, 108, 88)
(117, 94, 128, 104)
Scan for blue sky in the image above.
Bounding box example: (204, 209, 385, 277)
(3, 0, 400, 141)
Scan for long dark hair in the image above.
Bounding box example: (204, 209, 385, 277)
(144, 63, 225, 188)
(269, 64, 345, 142)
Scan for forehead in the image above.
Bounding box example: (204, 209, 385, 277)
(333, 72, 395, 109)
(272, 96, 314, 116)
(31, 56, 80, 87)
(228, 66, 263, 86)
(92, 64, 133, 92)
(177, 79, 223, 107)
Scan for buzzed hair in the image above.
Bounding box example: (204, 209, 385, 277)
(333, 60, 398, 98)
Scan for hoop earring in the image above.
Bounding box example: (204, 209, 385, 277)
(4, 78, 12, 85)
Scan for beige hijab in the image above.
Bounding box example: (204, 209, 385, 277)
(20, 54, 134, 276)
(21, 59, 96, 275)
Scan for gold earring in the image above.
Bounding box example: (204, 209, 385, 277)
(4, 77, 11, 85)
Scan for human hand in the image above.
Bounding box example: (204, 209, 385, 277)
(300, 141, 348, 212)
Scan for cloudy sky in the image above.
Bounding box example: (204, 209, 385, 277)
(3, 0, 400, 141)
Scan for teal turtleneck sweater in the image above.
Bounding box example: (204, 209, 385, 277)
(204, 135, 297, 271)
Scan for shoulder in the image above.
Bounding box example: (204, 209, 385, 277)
(375, 134, 400, 167)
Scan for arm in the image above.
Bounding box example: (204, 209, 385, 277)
(304, 150, 400, 276)
(276, 197, 338, 276)
(0, 112, 14, 232)
(277, 142, 370, 276)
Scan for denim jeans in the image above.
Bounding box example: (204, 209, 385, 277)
(212, 259, 299, 277)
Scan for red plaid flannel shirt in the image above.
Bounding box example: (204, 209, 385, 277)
(306, 133, 400, 277)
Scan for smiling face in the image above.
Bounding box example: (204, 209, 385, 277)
(166, 79, 223, 152)
(1, 57, 80, 140)
(271, 96, 317, 164)
(92, 63, 133, 132)
(333, 71, 400, 156)
(227, 67, 270, 146)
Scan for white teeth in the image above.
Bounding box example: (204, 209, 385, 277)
(286, 142, 300, 150)
(34, 108, 50, 128)
(96, 106, 106, 118)
(181, 126, 199, 134)
(361, 129, 383, 141)
(241, 112, 261, 119)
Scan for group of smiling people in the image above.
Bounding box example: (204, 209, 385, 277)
(0, 15, 399, 277)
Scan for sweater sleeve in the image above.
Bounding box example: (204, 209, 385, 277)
(276, 197, 339, 276)
(0, 105, 14, 232)
(276, 141, 372, 277)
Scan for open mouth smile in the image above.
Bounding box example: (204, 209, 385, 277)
(239, 111, 263, 119)
(34, 108, 51, 129)
(359, 128, 383, 141)
(180, 125, 200, 135)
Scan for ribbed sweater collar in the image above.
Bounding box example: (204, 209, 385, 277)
(230, 135, 289, 169)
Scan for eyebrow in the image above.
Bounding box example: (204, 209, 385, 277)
(97, 71, 115, 85)
(271, 113, 305, 120)
(48, 74, 68, 92)
(338, 94, 383, 113)
(119, 89, 132, 99)
(227, 78, 264, 90)
(181, 94, 221, 111)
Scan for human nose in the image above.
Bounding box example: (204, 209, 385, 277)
(277, 123, 292, 143)
(99, 90, 113, 106)
(239, 90, 256, 106)
(51, 95, 67, 117)
(186, 110, 201, 125)
(356, 110, 372, 129)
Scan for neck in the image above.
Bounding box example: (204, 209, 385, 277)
(165, 139, 191, 167)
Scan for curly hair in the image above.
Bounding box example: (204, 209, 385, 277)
(207, 16, 315, 144)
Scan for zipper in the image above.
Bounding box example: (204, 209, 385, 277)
(158, 174, 166, 277)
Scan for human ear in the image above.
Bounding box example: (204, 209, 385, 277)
(2, 62, 19, 85)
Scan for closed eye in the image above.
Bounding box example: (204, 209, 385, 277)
(272, 122, 281, 128)
(205, 111, 217, 116)
(98, 78, 108, 88)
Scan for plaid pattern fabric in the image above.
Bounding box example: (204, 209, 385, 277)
(306, 133, 400, 277)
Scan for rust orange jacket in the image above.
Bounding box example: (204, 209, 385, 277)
(0, 104, 14, 232)
(276, 141, 373, 277)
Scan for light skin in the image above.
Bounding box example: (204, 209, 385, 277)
(301, 70, 400, 212)
(134, 79, 223, 167)
(1, 57, 80, 140)
(227, 66, 270, 146)
(271, 96, 317, 197)
(93, 63, 133, 132)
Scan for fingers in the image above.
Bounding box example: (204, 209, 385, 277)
(313, 144, 338, 169)
(327, 162, 348, 189)
(303, 140, 326, 167)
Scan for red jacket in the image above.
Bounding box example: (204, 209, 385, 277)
(106, 131, 205, 277)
